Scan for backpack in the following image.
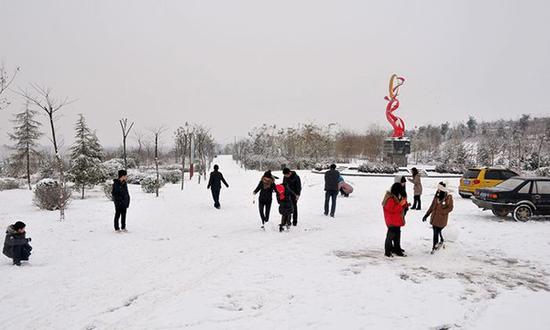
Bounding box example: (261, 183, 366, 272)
(275, 184, 286, 201)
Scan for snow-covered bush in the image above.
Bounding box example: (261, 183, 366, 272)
(358, 161, 398, 174)
(33, 179, 71, 210)
(140, 175, 165, 193)
(434, 163, 465, 174)
(101, 158, 125, 179)
(159, 169, 181, 184)
(242, 155, 288, 171)
(0, 177, 21, 191)
(126, 170, 148, 185)
(102, 181, 113, 201)
(535, 167, 550, 177)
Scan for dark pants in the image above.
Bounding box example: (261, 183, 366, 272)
(114, 206, 127, 230)
(10, 244, 32, 262)
(211, 188, 221, 208)
(281, 214, 291, 228)
(412, 195, 421, 209)
(324, 190, 338, 216)
(385, 226, 402, 256)
(433, 226, 444, 248)
(291, 198, 298, 225)
(259, 200, 272, 224)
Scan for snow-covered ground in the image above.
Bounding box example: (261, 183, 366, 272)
(1, 155, 549, 329)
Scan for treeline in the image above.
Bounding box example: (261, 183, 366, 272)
(232, 115, 550, 173)
(412, 115, 550, 173)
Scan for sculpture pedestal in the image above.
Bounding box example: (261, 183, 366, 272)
(383, 137, 411, 167)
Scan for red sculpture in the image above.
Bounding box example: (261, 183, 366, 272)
(384, 74, 406, 138)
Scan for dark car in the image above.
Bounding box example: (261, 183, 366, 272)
(472, 177, 550, 221)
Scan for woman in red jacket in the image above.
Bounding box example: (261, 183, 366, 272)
(382, 182, 408, 257)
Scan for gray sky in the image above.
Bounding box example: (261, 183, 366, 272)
(1, 0, 549, 149)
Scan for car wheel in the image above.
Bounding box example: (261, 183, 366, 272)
(492, 209, 509, 218)
(513, 205, 532, 222)
(459, 193, 471, 199)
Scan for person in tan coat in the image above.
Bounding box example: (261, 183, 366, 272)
(422, 182, 453, 253)
(407, 167, 423, 210)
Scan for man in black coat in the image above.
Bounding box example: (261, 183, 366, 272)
(283, 167, 301, 226)
(3, 221, 32, 266)
(324, 164, 340, 217)
(207, 164, 229, 209)
(112, 169, 130, 232)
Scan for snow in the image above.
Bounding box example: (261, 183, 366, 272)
(1, 155, 549, 329)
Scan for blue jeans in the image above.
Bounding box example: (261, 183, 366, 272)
(324, 190, 338, 216)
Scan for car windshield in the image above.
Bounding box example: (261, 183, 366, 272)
(495, 178, 524, 190)
(463, 169, 480, 179)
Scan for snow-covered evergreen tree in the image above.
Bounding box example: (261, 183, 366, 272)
(67, 114, 104, 199)
(8, 101, 42, 189)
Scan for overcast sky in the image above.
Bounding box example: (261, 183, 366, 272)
(1, 0, 549, 149)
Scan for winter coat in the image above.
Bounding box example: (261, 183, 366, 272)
(112, 179, 130, 209)
(324, 169, 341, 191)
(283, 171, 302, 197)
(207, 170, 229, 190)
(3, 225, 32, 259)
(382, 192, 406, 227)
(426, 194, 454, 228)
(276, 184, 296, 215)
(254, 176, 276, 202)
(408, 174, 423, 195)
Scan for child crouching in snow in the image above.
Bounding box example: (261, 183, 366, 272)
(3, 221, 32, 266)
(275, 183, 296, 232)
(382, 183, 408, 257)
(423, 182, 454, 254)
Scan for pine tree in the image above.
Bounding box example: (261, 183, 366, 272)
(68, 114, 104, 199)
(8, 101, 43, 189)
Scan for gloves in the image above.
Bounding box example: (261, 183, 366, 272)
(422, 216, 428, 222)
(27, 238, 32, 242)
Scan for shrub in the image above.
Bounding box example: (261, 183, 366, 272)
(102, 181, 113, 201)
(159, 169, 181, 184)
(126, 170, 148, 185)
(535, 167, 550, 177)
(33, 179, 71, 210)
(140, 175, 165, 193)
(358, 161, 399, 174)
(434, 163, 465, 174)
(0, 177, 21, 191)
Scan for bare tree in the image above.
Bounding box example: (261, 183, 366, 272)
(18, 84, 74, 221)
(175, 123, 192, 190)
(150, 126, 167, 197)
(119, 118, 134, 170)
(0, 63, 19, 110)
(134, 130, 145, 168)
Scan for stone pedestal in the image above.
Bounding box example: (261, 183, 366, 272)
(383, 137, 411, 167)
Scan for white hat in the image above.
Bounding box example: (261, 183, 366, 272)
(437, 182, 450, 193)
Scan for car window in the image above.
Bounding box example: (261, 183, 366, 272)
(502, 171, 518, 179)
(496, 178, 523, 190)
(463, 169, 480, 179)
(535, 181, 550, 194)
(518, 181, 531, 194)
(485, 170, 502, 180)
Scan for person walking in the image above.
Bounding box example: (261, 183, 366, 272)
(112, 170, 130, 232)
(282, 168, 301, 226)
(3, 221, 32, 266)
(324, 164, 340, 217)
(382, 183, 408, 257)
(408, 167, 423, 210)
(423, 182, 454, 254)
(275, 182, 297, 232)
(253, 170, 277, 228)
(207, 164, 229, 209)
